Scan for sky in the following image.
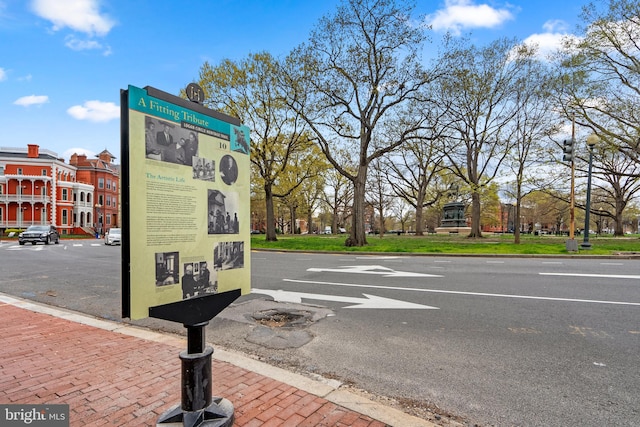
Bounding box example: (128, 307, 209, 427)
(0, 0, 590, 164)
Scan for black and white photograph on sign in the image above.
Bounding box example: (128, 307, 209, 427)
(197, 260, 218, 294)
(207, 189, 240, 234)
(231, 125, 249, 154)
(219, 154, 238, 185)
(144, 115, 199, 166)
(192, 156, 215, 181)
(155, 251, 179, 286)
(181, 261, 217, 299)
(214, 241, 245, 270)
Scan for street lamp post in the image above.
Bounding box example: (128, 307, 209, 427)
(581, 133, 600, 249)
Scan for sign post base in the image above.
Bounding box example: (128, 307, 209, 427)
(157, 396, 234, 427)
(151, 291, 241, 427)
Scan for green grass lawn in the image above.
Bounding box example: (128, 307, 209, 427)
(251, 233, 640, 255)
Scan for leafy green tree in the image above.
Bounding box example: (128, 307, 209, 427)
(281, 0, 435, 246)
(196, 52, 316, 241)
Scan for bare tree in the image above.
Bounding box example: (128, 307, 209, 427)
(503, 46, 560, 243)
(435, 37, 531, 237)
(383, 126, 447, 235)
(367, 158, 394, 237)
(281, 0, 437, 246)
(557, 0, 640, 167)
(577, 143, 640, 235)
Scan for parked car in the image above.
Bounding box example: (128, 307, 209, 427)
(104, 228, 121, 246)
(18, 225, 60, 245)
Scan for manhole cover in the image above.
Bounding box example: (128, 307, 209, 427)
(252, 310, 310, 328)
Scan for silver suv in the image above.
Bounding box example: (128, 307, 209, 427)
(19, 225, 60, 245)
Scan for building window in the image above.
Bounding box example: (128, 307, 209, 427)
(106, 195, 111, 207)
(107, 179, 111, 190)
(41, 208, 46, 224)
(98, 178, 104, 189)
(0, 166, 4, 175)
(42, 169, 47, 176)
(98, 194, 104, 206)
(17, 168, 23, 175)
(62, 209, 68, 225)
(62, 189, 68, 201)
(106, 214, 112, 225)
(0, 184, 3, 195)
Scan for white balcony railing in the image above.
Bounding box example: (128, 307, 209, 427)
(0, 194, 52, 203)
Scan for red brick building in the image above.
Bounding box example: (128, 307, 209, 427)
(0, 145, 119, 236)
(69, 149, 119, 236)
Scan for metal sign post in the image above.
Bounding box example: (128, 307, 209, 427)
(120, 83, 251, 427)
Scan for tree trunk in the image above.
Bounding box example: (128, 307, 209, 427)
(378, 205, 385, 238)
(347, 167, 368, 246)
(264, 185, 277, 241)
(614, 211, 624, 236)
(307, 210, 313, 234)
(469, 191, 482, 238)
(514, 184, 522, 244)
(415, 193, 425, 236)
(290, 206, 298, 234)
(514, 203, 521, 244)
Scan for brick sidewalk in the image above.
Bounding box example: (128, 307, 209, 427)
(0, 302, 395, 426)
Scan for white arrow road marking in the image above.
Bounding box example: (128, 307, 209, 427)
(252, 288, 439, 309)
(307, 265, 442, 278)
(540, 272, 640, 280)
(283, 279, 640, 306)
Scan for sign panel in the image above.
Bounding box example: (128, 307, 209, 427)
(121, 85, 251, 320)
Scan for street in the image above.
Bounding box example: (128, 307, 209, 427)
(0, 240, 638, 426)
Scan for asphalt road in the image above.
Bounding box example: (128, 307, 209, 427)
(1, 239, 638, 426)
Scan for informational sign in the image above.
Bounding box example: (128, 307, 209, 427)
(121, 85, 251, 320)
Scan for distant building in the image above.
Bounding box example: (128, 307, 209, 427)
(69, 149, 120, 235)
(0, 144, 119, 236)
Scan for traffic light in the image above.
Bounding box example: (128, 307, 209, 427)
(562, 138, 575, 162)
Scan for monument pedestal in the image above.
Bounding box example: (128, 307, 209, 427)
(435, 226, 471, 235)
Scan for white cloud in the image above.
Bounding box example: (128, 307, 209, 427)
(65, 35, 101, 50)
(14, 95, 49, 107)
(67, 100, 119, 122)
(0, 67, 7, 81)
(61, 147, 96, 162)
(426, 0, 515, 35)
(520, 20, 579, 61)
(30, 0, 115, 36)
(543, 20, 569, 33)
